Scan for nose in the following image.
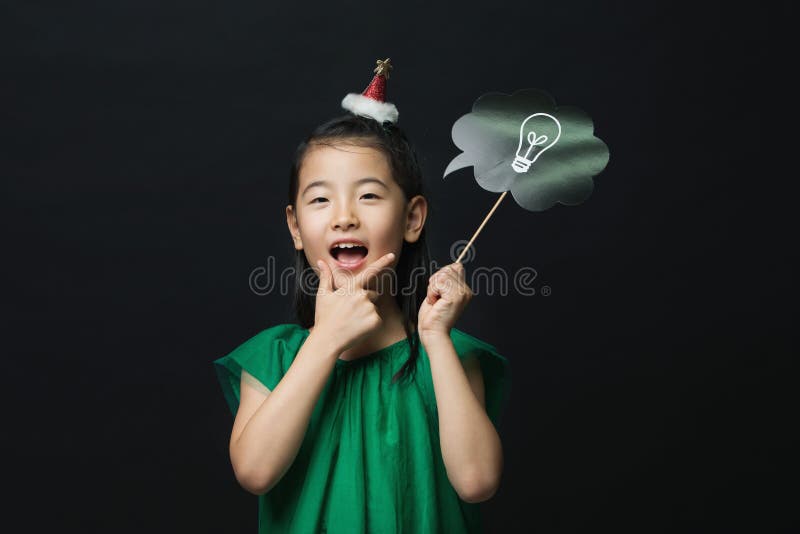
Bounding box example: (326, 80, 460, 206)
(331, 201, 359, 230)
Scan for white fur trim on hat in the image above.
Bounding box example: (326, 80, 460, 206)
(341, 93, 399, 124)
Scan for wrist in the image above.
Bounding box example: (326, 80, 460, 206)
(306, 327, 345, 362)
(419, 328, 452, 346)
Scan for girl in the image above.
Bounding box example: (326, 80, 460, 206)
(214, 69, 511, 533)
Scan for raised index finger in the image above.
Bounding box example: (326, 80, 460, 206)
(355, 252, 395, 290)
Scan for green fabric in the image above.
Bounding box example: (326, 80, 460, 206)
(214, 323, 511, 534)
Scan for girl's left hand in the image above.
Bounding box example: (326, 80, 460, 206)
(418, 262, 473, 339)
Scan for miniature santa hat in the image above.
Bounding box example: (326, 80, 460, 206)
(341, 58, 399, 124)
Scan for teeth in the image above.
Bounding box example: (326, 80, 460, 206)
(333, 243, 363, 249)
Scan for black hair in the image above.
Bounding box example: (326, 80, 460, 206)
(287, 114, 432, 385)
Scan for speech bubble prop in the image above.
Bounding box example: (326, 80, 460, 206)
(443, 88, 609, 263)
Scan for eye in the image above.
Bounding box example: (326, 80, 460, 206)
(310, 197, 328, 204)
(361, 193, 380, 200)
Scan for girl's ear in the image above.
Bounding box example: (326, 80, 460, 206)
(404, 195, 427, 243)
(286, 205, 303, 250)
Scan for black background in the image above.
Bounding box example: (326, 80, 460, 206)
(4, 1, 795, 532)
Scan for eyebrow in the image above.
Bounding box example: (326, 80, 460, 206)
(301, 177, 389, 197)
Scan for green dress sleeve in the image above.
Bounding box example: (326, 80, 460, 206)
(450, 328, 512, 430)
(213, 323, 307, 416)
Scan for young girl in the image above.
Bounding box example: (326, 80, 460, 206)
(214, 62, 511, 533)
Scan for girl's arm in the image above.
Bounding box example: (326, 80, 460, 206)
(229, 329, 342, 495)
(423, 332, 504, 504)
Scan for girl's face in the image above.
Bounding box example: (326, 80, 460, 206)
(286, 141, 427, 276)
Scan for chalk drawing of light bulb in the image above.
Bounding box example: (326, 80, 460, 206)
(511, 113, 562, 173)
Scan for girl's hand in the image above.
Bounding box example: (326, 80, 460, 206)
(418, 262, 473, 340)
(313, 253, 395, 354)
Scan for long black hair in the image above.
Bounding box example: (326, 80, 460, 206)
(287, 114, 432, 385)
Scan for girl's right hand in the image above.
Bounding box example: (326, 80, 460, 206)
(313, 253, 395, 354)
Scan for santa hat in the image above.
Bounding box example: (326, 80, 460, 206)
(341, 58, 399, 124)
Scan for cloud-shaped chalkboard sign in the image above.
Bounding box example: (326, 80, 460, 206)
(444, 88, 609, 212)
(444, 88, 610, 263)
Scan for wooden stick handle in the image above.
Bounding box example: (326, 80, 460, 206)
(455, 191, 508, 264)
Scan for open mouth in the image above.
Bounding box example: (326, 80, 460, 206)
(330, 244, 369, 266)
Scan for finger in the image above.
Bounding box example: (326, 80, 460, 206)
(443, 263, 464, 281)
(317, 259, 335, 292)
(430, 269, 457, 291)
(432, 264, 458, 279)
(440, 262, 467, 285)
(426, 284, 440, 305)
(356, 252, 395, 289)
(363, 288, 380, 304)
(435, 268, 458, 286)
(330, 264, 351, 292)
(429, 270, 462, 301)
(322, 261, 357, 292)
(426, 275, 444, 304)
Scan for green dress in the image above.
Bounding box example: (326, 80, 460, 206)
(214, 323, 511, 533)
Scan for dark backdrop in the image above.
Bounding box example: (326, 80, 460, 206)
(4, 1, 794, 532)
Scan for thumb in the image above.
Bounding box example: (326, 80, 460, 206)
(316, 259, 335, 293)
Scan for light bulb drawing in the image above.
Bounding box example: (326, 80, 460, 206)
(511, 113, 562, 173)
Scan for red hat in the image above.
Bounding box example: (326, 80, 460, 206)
(341, 58, 399, 124)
